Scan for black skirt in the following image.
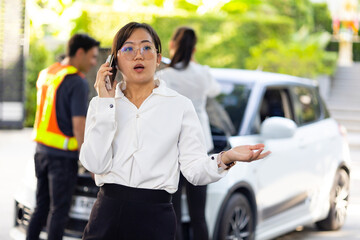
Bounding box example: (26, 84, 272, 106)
(82, 183, 176, 240)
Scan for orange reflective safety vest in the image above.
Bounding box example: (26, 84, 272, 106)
(32, 63, 84, 151)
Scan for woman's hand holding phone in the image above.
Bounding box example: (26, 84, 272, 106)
(94, 56, 117, 98)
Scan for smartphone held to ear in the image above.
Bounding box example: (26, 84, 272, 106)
(105, 55, 114, 90)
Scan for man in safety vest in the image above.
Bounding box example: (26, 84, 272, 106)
(27, 34, 100, 240)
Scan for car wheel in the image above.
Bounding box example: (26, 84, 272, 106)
(217, 193, 255, 240)
(316, 168, 350, 230)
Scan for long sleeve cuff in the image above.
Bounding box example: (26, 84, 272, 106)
(209, 153, 228, 173)
(96, 98, 116, 123)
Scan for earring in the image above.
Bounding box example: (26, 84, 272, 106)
(120, 80, 127, 91)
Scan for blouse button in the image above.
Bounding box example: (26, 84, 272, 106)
(109, 104, 114, 108)
(136, 114, 139, 118)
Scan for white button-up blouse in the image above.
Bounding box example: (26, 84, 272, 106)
(79, 79, 226, 193)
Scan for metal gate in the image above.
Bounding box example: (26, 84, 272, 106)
(0, 0, 26, 129)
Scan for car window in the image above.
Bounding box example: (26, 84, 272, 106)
(251, 88, 293, 134)
(207, 81, 251, 136)
(292, 86, 321, 125)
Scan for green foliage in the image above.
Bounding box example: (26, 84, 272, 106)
(84, 11, 158, 48)
(175, 0, 198, 12)
(24, 38, 54, 127)
(245, 32, 337, 78)
(151, 15, 225, 63)
(312, 3, 332, 33)
(221, 0, 261, 15)
(34, 0, 75, 16)
(266, 0, 314, 31)
(71, 11, 91, 36)
(78, 0, 112, 3)
(78, 5, 294, 68)
(153, 0, 165, 7)
(95, 13, 293, 69)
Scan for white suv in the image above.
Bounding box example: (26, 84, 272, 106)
(202, 68, 351, 240)
(11, 68, 351, 240)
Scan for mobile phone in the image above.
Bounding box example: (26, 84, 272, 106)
(105, 55, 114, 90)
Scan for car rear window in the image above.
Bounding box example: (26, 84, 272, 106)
(207, 81, 251, 136)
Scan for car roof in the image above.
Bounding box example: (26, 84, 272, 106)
(210, 68, 317, 87)
(160, 57, 317, 87)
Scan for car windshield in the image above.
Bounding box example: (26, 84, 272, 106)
(207, 81, 252, 136)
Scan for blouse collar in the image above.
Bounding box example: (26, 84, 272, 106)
(115, 78, 177, 99)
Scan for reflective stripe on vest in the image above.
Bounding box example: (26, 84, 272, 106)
(32, 63, 80, 151)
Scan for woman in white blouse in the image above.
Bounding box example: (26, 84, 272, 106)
(79, 22, 270, 240)
(158, 26, 222, 240)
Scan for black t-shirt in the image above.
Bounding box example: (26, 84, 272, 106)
(36, 73, 89, 158)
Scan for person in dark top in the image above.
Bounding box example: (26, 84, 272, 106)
(27, 34, 100, 240)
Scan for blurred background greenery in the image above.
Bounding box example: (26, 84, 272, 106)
(25, 0, 342, 126)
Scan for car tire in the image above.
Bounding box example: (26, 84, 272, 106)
(316, 168, 350, 231)
(216, 193, 255, 240)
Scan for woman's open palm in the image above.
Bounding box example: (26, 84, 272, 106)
(223, 144, 271, 164)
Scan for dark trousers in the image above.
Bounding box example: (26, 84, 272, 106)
(173, 174, 208, 240)
(26, 153, 78, 240)
(83, 183, 176, 240)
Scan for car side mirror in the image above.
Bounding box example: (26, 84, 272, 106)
(260, 117, 297, 139)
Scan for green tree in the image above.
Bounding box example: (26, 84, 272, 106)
(221, 0, 262, 15)
(71, 10, 91, 36)
(312, 3, 332, 33)
(24, 38, 54, 127)
(175, 0, 198, 12)
(245, 30, 337, 78)
(266, 0, 314, 31)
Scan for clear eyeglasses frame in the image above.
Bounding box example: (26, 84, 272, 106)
(118, 45, 158, 61)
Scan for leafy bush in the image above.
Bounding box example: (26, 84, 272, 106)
(266, 0, 314, 31)
(245, 31, 337, 78)
(83, 11, 294, 69)
(312, 3, 332, 33)
(24, 38, 54, 127)
(86, 11, 156, 48)
(71, 10, 91, 36)
(153, 13, 294, 68)
(221, 0, 262, 15)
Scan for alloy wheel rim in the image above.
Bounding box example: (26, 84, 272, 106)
(334, 172, 349, 225)
(225, 206, 251, 240)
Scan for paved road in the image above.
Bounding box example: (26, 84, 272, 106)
(0, 129, 35, 240)
(0, 129, 359, 239)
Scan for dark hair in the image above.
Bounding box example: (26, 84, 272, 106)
(67, 34, 100, 57)
(169, 27, 197, 70)
(110, 22, 162, 82)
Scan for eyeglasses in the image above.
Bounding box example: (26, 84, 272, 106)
(118, 45, 157, 60)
